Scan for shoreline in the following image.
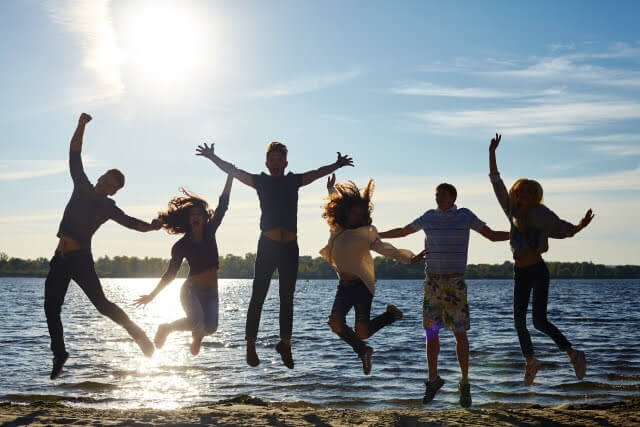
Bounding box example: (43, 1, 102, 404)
(2, 396, 639, 426)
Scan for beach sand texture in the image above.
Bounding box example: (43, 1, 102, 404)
(2, 397, 639, 426)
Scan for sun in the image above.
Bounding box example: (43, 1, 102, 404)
(121, 1, 209, 90)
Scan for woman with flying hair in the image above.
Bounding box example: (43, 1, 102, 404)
(320, 174, 425, 375)
(134, 175, 233, 355)
(489, 133, 594, 386)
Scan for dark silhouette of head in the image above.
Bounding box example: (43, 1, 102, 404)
(95, 169, 125, 196)
(436, 182, 457, 210)
(322, 180, 374, 230)
(157, 188, 214, 235)
(265, 141, 288, 177)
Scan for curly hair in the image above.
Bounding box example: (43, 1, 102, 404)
(508, 178, 545, 232)
(322, 179, 374, 231)
(157, 188, 214, 235)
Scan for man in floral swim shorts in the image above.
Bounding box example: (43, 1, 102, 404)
(380, 183, 508, 407)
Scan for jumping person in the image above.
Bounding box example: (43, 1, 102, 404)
(379, 183, 509, 407)
(134, 175, 233, 355)
(45, 113, 161, 380)
(320, 174, 425, 375)
(196, 141, 353, 369)
(488, 133, 594, 386)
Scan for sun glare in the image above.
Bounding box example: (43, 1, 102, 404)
(121, 1, 209, 91)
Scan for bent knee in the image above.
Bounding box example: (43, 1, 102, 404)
(328, 315, 344, 334)
(355, 322, 369, 340)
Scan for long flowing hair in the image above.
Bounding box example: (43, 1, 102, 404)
(157, 188, 214, 236)
(322, 179, 374, 231)
(508, 178, 544, 232)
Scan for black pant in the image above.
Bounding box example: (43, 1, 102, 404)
(245, 236, 299, 340)
(328, 279, 394, 356)
(513, 261, 572, 357)
(44, 250, 143, 357)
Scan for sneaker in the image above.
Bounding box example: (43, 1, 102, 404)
(360, 346, 373, 375)
(190, 332, 204, 356)
(134, 332, 155, 357)
(246, 342, 260, 367)
(50, 352, 69, 380)
(570, 350, 587, 380)
(524, 358, 542, 386)
(386, 304, 403, 321)
(423, 375, 445, 404)
(153, 324, 170, 349)
(275, 341, 294, 369)
(458, 381, 472, 408)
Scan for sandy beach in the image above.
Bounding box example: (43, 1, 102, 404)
(2, 396, 639, 426)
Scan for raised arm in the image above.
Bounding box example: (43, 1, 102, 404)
(488, 133, 512, 215)
(110, 206, 162, 232)
(210, 174, 233, 231)
(378, 224, 418, 239)
(301, 152, 353, 187)
(69, 113, 93, 187)
(532, 206, 594, 239)
(196, 142, 255, 188)
(134, 253, 182, 307)
(476, 225, 510, 242)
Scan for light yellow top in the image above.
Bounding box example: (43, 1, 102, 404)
(319, 225, 415, 295)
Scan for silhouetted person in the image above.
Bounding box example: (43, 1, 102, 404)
(379, 183, 509, 407)
(197, 141, 353, 368)
(45, 113, 161, 380)
(489, 133, 594, 386)
(135, 176, 233, 355)
(321, 174, 425, 375)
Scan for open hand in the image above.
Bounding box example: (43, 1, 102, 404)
(327, 173, 336, 189)
(490, 133, 501, 151)
(196, 142, 215, 160)
(577, 209, 594, 232)
(410, 249, 428, 264)
(79, 113, 92, 125)
(336, 152, 354, 168)
(134, 294, 154, 307)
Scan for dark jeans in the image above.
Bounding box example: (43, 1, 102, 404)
(44, 250, 143, 357)
(328, 279, 394, 356)
(513, 261, 572, 357)
(245, 236, 299, 340)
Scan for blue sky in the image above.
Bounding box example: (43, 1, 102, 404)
(1, 0, 639, 265)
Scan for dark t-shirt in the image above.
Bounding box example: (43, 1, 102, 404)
(166, 194, 229, 277)
(56, 151, 143, 249)
(251, 172, 303, 233)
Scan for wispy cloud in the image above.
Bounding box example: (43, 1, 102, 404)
(390, 82, 513, 98)
(251, 69, 361, 98)
(588, 144, 640, 157)
(0, 160, 67, 181)
(45, 0, 124, 101)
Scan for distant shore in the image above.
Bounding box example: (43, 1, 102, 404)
(2, 396, 639, 426)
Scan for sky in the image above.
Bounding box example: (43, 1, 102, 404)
(1, 0, 639, 265)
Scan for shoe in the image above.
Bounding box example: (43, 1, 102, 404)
(423, 375, 444, 404)
(190, 332, 204, 356)
(458, 381, 472, 408)
(524, 358, 542, 386)
(276, 341, 294, 369)
(386, 304, 403, 321)
(50, 352, 69, 380)
(246, 342, 260, 367)
(360, 346, 373, 375)
(570, 350, 587, 380)
(134, 332, 155, 357)
(153, 324, 170, 349)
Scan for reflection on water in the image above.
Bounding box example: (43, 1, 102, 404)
(1, 277, 639, 409)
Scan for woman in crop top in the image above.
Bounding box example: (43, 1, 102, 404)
(135, 175, 233, 355)
(489, 133, 594, 386)
(320, 175, 425, 375)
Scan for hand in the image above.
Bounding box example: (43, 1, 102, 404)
(327, 173, 336, 189)
(79, 113, 92, 125)
(134, 294, 154, 307)
(196, 142, 215, 160)
(410, 249, 427, 264)
(150, 219, 163, 230)
(336, 152, 354, 168)
(576, 209, 594, 233)
(489, 133, 501, 151)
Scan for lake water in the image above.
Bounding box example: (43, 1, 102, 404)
(1, 277, 639, 409)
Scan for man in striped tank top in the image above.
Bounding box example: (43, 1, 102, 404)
(379, 183, 508, 407)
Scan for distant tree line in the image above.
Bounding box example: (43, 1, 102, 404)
(1, 252, 639, 279)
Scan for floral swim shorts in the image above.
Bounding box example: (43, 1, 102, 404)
(423, 276, 470, 332)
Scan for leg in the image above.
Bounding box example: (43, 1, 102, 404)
(69, 253, 153, 356)
(44, 253, 72, 358)
(201, 286, 219, 336)
(530, 265, 572, 351)
(245, 238, 277, 341)
(277, 241, 299, 341)
(425, 325, 441, 381)
(180, 281, 207, 355)
(355, 284, 394, 339)
(454, 331, 469, 383)
(423, 277, 444, 381)
(513, 270, 534, 359)
(328, 282, 367, 356)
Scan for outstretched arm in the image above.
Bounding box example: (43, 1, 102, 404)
(210, 174, 233, 231)
(476, 225, 510, 241)
(196, 143, 255, 188)
(134, 258, 180, 307)
(110, 206, 162, 232)
(488, 133, 512, 215)
(572, 209, 594, 236)
(489, 133, 501, 175)
(378, 224, 418, 239)
(69, 113, 93, 187)
(70, 113, 92, 152)
(301, 152, 353, 187)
